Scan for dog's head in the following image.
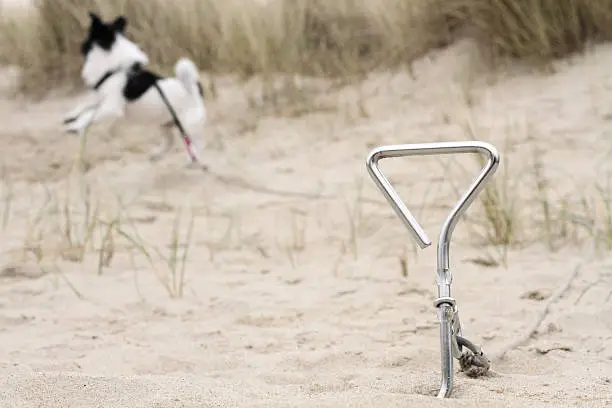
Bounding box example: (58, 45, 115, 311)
(80, 12, 149, 88)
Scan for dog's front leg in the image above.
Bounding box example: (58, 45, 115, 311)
(64, 107, 97, 135)
(63, 91, 99, 127)
(64, 97, 125, 135)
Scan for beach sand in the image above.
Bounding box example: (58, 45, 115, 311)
(0, 38, 610, 407)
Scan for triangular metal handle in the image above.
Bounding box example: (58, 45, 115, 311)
(365, 141, 500, 271)
(366, 141, 500, 399)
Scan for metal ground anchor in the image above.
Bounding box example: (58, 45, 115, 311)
(365, 141, 500, 398)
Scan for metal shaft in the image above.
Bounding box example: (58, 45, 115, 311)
(437, 303, 454, 398)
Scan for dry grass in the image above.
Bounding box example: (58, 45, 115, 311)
(2, 0, 612, 95)
(465, 152, 612, 265)
(427, 100, 612, 268)
(436, 146, 612, 268)
(19, 178, 199, 298)
(0, 0, 422, 94)
(10, 140, 198, 299)
(425, 0, 612, 63)
(115, 204, 196, 299)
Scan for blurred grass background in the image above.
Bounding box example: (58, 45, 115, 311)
(1, 0, 612, 95)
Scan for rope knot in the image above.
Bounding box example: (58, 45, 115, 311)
(457, 335, 491, 378)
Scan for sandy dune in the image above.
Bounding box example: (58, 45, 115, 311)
(0, 39, 611, 407)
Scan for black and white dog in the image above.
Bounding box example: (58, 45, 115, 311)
(63, 12, 206, 166)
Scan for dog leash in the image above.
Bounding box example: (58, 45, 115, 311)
(152, 81, 198, 164)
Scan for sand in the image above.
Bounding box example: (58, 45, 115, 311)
(0, 38, 611, 407)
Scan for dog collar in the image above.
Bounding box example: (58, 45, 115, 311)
(91, 63, 143, 91)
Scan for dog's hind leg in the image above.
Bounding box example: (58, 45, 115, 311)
(149, 122, 175, 161)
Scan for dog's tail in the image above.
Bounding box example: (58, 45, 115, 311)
(175, 57, 204, 101)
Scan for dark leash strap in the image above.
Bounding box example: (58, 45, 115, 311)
(152, 81, 197, 163)
(93, 68, 120, 91)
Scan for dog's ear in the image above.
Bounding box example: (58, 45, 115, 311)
(111, 16, 127, 33)
(88, 11, 102, 24)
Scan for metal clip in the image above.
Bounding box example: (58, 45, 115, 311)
(435, 297, 463, 359)
(366, 141, 500, 398)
